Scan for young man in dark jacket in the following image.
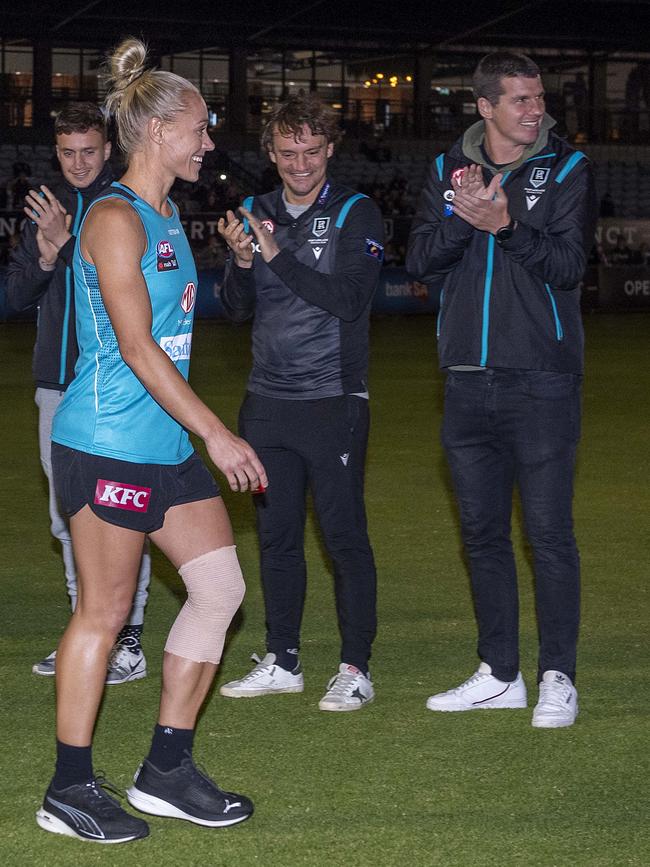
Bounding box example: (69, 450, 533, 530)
(217, 92, 383, 711)
(7, 103, 150, 683)
(407, 52, 597, 728)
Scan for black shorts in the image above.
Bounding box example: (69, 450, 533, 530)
(51, 444, 221, 533)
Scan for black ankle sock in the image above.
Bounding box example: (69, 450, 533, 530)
(147, 724, 194, 772)
(53, 740, 93, 790)
(273, 649, 300, 672)
(116, 623, 143, 651)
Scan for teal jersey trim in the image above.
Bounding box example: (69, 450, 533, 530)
(525, 153, 557, 162)
(335, 193, 367, 228)
(545, 284, 564, 340)
(59, 189, 83, 385)
(480, 173, 510, 367)
(555, 152, 585, 183)
(435, 153, 445, 182)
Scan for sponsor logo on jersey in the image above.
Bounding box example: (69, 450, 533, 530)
(94, 479, 152, 512)
(261, 219, 275, 234)
(451, 167, 465, 186)
(317, 181, 331, 205)
(180, 281, 196, 313)
(156, 239, 179, 271)
(365, 238, 384, 261)
(312, 217, 330, 237)
(312, 246, 324, 260)
(160, 333, 192, 362)
(528, 167, 550, 188)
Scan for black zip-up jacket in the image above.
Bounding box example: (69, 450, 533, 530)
(220, 180, 384, 399)
(6, 163, 114, 390)
(406, 116, 598, 374)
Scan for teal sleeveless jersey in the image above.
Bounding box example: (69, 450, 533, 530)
(52, 182, 197, 465)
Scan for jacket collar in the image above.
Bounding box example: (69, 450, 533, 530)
(461, 113, 556, 173)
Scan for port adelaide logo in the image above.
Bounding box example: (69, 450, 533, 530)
(156, 239, 179, 271)
(312, 217, 330, 237)
(525, 166, 550, 211)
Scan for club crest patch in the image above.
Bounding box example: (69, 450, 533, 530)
(156, 240, 179, 271)
(528, 167, 550, 188)
(312, 217, 330, 237)
(365, 239, 384, 261)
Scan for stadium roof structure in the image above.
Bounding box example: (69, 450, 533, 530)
(1, 0, 650, 59)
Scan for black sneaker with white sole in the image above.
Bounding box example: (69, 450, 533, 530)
(127, 755, 253, 827)
(36, 777, 149, 844)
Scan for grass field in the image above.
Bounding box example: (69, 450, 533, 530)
(1, 313, 649, 867)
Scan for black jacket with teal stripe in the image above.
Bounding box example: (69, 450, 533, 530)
(6, 163, 114, 390)
(220, 180, 384, 399)
(406, 117, 597, 374)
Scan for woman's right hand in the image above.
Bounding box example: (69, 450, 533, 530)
(205, 424, 268, 493)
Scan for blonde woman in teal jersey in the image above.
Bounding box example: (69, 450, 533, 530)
(36, 38, 267, 845)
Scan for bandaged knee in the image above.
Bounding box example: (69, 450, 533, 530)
(165, 545, 245, 664)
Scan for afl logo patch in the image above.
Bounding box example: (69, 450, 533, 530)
(157, 239, 179, 271)
(181, 282, 196, 313)
(261, 219, 275, 234)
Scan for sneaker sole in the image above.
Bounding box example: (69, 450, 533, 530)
(219, 684, 303, 698)
(32, 666, 56, 676)
(126, 786, 252, 827)
(318, 696, 374, 712)
(105, 669, 147, 686)
(531, 707, 579, 729)
(426, 699, 528, 712)
(36, 808, 148, 844)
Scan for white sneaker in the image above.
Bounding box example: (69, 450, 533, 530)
(318, 664, 374, 712)
(532, 670, 578, 728)
(105, 637, 147, 685)
(219, 653, 304, 697)
(426, 662, 527, 712)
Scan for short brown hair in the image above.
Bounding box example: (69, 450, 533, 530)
(472, 52, 541, 106)
(261, 90, 343, 153)
(54, 102, 107, 138)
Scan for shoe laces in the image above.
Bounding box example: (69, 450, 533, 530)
(450, 670, 489, 694)
(86, 774, 124, 813)
(538, 680, 573, 708)
(238, 653, 274, 683)
(325, 669, 363, 697)
(109, 637, 140, 667)
(178, 753, 223, 795)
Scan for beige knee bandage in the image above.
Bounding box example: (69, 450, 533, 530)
(165, 545, 245, 664)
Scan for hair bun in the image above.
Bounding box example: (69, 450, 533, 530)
(107, 38, 149, 95)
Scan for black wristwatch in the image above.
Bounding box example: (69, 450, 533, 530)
(495, 218, 517, 244)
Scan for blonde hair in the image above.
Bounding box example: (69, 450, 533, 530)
(103, 38, 199, 157)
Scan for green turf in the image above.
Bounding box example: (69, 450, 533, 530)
(1, 314, 649, 866)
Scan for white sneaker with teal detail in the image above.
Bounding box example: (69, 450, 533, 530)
(426, 662, 527, 711)
(318, 664, 374, 712)
(219, 653, 304, 697)
(532, 670, 578, 728)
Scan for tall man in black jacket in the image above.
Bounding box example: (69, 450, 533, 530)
(407, 52, 597, 728)
(218, 93, 383, 711)
(7, 103, 150, 683)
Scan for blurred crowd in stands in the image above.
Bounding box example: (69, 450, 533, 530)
(2, 146, 650, 271)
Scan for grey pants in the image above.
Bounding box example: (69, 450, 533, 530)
(35, 387, 150, 623)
